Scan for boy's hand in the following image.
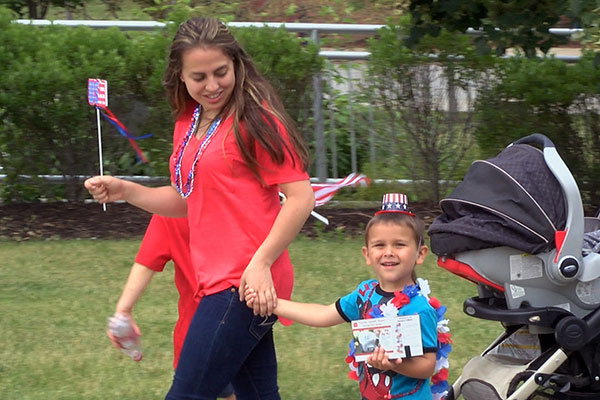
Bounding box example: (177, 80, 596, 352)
(366, 346, 403, 371)
(239, 262, 277, 316)
(243, 285, 258, 310)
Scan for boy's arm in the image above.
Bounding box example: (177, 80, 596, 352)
(275, 299, 345, 327)
(367, 347, 436, 379)
(244, 287, 344, 327)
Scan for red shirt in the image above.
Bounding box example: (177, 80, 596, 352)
(135, 215, 195, 369)
(170, 103, 308, 304)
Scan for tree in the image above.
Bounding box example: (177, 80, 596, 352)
(567, 0, 600, 59)
(567, 0, 600, 28)
(407, 0, 569, 58)
(365, 19, 494, 203)
(0, 0, 83, 19)
(132, 0, 248, 21)
(474, 54, 600, 208)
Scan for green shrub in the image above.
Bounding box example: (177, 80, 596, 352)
(0, 10, 322, 202)
(0, 9, 172, 201)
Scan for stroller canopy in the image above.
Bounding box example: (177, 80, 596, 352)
(429, 143, 567, 256)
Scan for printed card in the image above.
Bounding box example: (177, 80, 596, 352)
(351, 315, 422, 362)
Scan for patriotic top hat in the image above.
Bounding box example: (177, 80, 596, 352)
(375, 193, 415, 216)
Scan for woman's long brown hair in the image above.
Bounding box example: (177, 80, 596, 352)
(162, 17, 309, 182)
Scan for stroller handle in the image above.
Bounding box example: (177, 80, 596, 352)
(513, 133, 588, 283)
(511, 133, 555, 149)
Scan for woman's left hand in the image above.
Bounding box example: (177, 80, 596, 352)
(239, 261, 277, 317)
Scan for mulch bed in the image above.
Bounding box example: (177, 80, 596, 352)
(0, 202, 441, 241)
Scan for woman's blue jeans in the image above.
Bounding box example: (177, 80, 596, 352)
(165, 287, 280, 400)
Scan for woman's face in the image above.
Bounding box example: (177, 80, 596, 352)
(180, 46, 235, 119)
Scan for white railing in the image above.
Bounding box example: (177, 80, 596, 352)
(0, 174, 430, 186)
(15, 19, 384, 61)
(15, 19, 583, 62)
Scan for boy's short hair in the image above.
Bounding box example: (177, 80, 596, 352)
(364, 212, 425, 247)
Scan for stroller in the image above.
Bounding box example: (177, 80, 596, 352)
(428, 134, 600, 400)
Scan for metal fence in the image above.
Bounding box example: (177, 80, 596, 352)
(12, 19, 583, 182)
(14, 19, 582, 61)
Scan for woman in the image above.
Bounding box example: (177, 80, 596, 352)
(85, 17, 314, 399)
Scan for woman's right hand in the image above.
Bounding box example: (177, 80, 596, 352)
(84, 176, 125, 204)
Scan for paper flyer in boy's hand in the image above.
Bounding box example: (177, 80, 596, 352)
(351, 315, 422, 362)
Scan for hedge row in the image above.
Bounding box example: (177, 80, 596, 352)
(0, 8, 322, 201)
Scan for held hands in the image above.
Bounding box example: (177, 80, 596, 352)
(244, 285, 258, 308)
(366, 346, 403, 372)
(239, 262, 277, 317)
(84, 175, 125, 204)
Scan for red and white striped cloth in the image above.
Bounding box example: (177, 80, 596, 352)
(312, 173, 370, 207)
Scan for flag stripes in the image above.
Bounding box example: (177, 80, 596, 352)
(312, 173, 370, 207)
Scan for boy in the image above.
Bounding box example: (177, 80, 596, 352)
(247, 194, 448, 400)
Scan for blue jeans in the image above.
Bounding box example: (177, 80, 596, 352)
(165, 287, 280, 400)
(218, 383, 234, 398)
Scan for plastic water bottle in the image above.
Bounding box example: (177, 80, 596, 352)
(107, 313, 143, 362)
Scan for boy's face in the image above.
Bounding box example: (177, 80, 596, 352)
(361, 222, 428, 292)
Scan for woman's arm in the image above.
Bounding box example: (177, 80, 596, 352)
(239, 179, 314, 316)
(84, 176, 187, 217)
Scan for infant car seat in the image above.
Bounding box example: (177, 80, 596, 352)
(428, 134, 600, 399)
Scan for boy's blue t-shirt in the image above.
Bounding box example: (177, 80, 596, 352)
(336, 279, 438, 400)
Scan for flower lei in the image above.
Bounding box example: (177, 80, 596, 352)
(345, 278, 452, 400)
(174, 104, 221, 198)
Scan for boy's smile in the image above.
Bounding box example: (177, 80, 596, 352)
(361, 222, 427, 292)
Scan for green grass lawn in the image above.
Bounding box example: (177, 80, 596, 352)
(0, 235, 500, 399)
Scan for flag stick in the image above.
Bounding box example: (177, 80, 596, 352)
(310, 210, 329, 225)
(96, 106, 106, 212)
(278, 192, 329, 225)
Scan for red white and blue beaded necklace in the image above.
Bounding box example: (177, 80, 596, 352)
(174, 104, 221, 198)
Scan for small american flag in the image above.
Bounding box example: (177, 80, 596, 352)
(88, 79, 108, 107)
(312, 173, 370, 207)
